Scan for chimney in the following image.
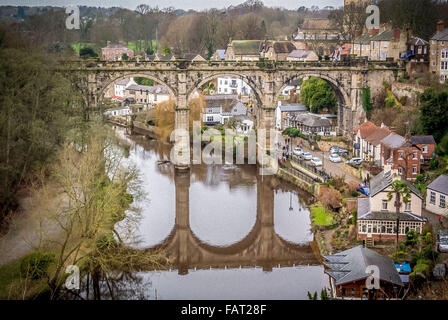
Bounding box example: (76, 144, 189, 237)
(106, 41, 111, 47)
(437, 20, 445, 32)
(394, 29, 401, 41)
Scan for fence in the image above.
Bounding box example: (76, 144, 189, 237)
(278, 162, 321, 185)
(289, 154, 332, 181)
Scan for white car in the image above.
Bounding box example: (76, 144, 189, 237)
(301, 152, 313, 160)
(293, 147, 303, 156)
(311, 157, 323, 167)
(329, 153, 342, 163)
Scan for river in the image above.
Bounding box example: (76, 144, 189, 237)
(108, 126, 329, 300)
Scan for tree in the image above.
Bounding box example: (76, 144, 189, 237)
(418, 88, 448, 142)
(387, 180, 411, 252)
(361, 87, 373, 117)
(122, 53, 129, 61)
(300, 77, 337, 114)
(79, 47, 98, 59)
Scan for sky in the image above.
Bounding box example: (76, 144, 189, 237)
(1, 0, 345, 11)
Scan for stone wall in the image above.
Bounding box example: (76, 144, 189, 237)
(391, 81, 427, 107)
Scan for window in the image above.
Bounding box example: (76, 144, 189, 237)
(398, 167, 403, 175)
(413, 152, 418, 160)
(206, 116, 214, 122)
(405, 201, 411, 212)
(441, 195, 446, 208)
(413, 165, 417, 174)
(398, 152, 403, 160)
(430, 191, 436, 204)
(422, 145, 428, 153)
(433, 61, 437, 67)
(382, 200, 388, 211)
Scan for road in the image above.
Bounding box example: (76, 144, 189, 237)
(277, 134, 361, 184)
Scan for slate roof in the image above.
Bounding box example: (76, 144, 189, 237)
(407, 37, 429, 46)
(231, 40, 262, 56)
(353, 34, 372, 45)
(427, 175, 448, 195)
(116, 78, 132, 86)
(273, 41, 296, 54)
(215, 49, 225, 60)
(431, 28, 448, 41)
(290, 113, 332, 127)
(279, 104, 307, 112)
(381, 132, 406, 149)
(369, 170, 422, 199)
(126, 84, 169, 94)
(323, 246, 403, 286)
(410, 135, 436, 145)
(288, 49, 315, 59)
(371, 30, 394, 42)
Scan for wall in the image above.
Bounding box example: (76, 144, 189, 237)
(391, 81, 426, 107)
(370, 190, 422, 215)
(426, 190, 448, 216)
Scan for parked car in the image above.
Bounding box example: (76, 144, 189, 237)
(310, 157, 323, 167)
(330, 146, 349, 157)
(350, 182, 370, 196)
(293, 147, 303, 156)
(345, 157, 363, 166)
(301, 152, 313, 161)
(438, 230, 448, 253)
(329, 153, 342, 163)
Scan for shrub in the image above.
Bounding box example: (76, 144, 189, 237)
(319, 186, 342, 210)
(351, 190, 359, 197)
(20, 252, 55, 280)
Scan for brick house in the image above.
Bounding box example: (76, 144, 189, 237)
(101, 41, 134, 61)
(410, 135, 436, 162)
(357, 169, 426, 242)
(381, 133, 422, 180)
(430, 20, 448, 83)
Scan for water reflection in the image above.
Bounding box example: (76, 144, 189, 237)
(111, 127, 328, 299)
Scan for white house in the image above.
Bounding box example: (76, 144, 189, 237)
(103, 106, 131, 117)
(217, 77, 252, 96)
(426, 175, 448, 216)
(275, 103, 307, 130)
(114, 78, 137, 98)
(234, 115, 254, 135)
(125, 84, 170, 106)
(203, 95, 248, 126)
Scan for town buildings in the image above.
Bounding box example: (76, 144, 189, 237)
(275, 104, 307, 130)
(293, 18, 340, 56)
(286, 49, 319, 62)
(125, 84, 170, 106)
(101, 41, 134, 61)
(225, 40, 262, 61)
(288, 112, 337, 136)
(425, 174, 448, 216)
(259, 40, 297, 61)
(203, 94, 248, 126)
(357, 169, 426, 242)
(430, 20, 448, 83)
(324, 245, 404, 299)
(114, 77, 137, 98)
(217, 77, 252, 96)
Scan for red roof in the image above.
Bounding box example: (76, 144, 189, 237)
(354, 121, 379, 139)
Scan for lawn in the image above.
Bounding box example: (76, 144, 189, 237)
(311, 206, 334, 226)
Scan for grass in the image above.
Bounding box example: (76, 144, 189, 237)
(311, 206, 334, 226)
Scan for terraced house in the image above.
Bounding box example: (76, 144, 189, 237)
(259, 40, 297, 61)
(430, 20, 448, 83)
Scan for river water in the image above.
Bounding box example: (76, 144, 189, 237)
(111, 126, 329, 300)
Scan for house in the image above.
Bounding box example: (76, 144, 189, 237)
(330, 43, 352, 61)
(430, 20, 448, 83)
(125, 84, 170, 106)
(180, 53, 207, 62)
(225, 40, 262, 61)
(212, 49, 226, 61)
(279, 79, 301, 98)
(426, 175, 448, 216)
(154, 54, 177, 62)
(288, 112, 337, 136)
(357, 169, 426, 242)
(369, 28, 408, 61)
(353, 121, 381, 158)
(362, 124, 391, 165)
(259, 40, 296, 61)
(410, 136, 436, 161)
(103, 106, 131, 117)
(217, 77, 252, 96)
(324, 245, 404, 299)
(275, 103, 307, 130)
(114, 78, 137, 98)
(352, 33, 373, 58)
(293, 18, 340, 56)
(401, 37, 429, 62)
(381, 133, 422, 180)
(234, 115, 254, 135)
(287, 49, 319, 62)
(202, 95, 247, 126)
(101, 41, 134, 61)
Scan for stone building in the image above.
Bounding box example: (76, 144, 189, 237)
(225, 40, 262, 61)
(430, 20, 448, 83)
(259, 40, 297, 61)
(125, 84, 170, 106)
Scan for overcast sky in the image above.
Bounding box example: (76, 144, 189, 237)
(2, 0, 345, 10)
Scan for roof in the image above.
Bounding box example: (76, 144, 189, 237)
(353, 34, 372, 45)
(300, 18, 337, 31)
(381, 132, 406, 149)
(273, 41, 296, 54)
(354, 121, 379, 139)
(323, 246, 403, 287)
(407, 37, 429, 46)
(427, 175, 448, 195)
(205, 94, 239, 112)
(215, 49, 225, 60)
(431, 28, 448, 41)
(288, 49, 315, 59)
(231, 40, 262, 56)
(279, 104, 307, 112)
(104, 43, 130, 49)
(370, 30, 394, 42)
(410, 135, 436, 145)
(290, 113, 332, 128)
(116, 78, 132, 86)
(365, 127, 391, 146)
(370, 170, 394, 197)
(126, 84, 169, 94)
(180, 53, 206, 61)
